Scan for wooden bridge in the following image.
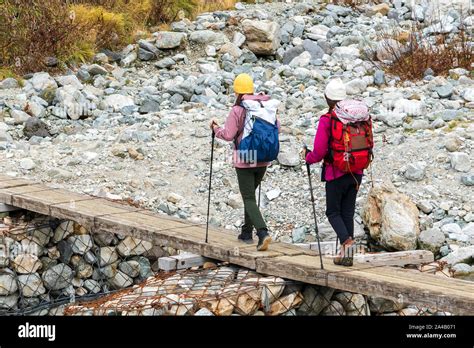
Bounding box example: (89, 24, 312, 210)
(0, 174, 473, 315)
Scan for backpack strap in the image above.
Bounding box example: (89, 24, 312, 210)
(234, 102, 247, 148)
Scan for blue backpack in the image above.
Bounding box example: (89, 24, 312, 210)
(237, 99, 280, 164)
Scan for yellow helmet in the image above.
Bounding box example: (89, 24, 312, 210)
(233, 73, 254, 94)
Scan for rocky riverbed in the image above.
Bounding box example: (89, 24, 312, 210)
(0, 0, 473, 283)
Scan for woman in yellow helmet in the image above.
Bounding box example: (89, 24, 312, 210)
(209, 74, 278, 251)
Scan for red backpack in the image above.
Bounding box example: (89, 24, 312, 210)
(324, 100, 374, 173)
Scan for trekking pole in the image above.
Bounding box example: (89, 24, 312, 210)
(303, 144, 324, 270)
(205, 129, 216, 243)
(258, 184, 261, 208)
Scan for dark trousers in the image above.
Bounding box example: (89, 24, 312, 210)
(236, 167, 267, 231)
(325, 173, 363, 244)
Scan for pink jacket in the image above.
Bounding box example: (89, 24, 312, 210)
(305, 113, 363, 181)
(215, 94, 279, 169)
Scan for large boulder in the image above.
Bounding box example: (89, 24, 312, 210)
(242, 19, 280, 55)
(362, 182, 420, 251)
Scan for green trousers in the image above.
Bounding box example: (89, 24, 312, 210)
(235, 167, 267, 231)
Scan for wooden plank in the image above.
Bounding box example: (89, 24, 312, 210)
(228, 246, 283, 269)
(11, 188, 94, 216)
(256, 255, 474, 315)
(0, 178, 37, 189)
(0, 203, 20, 212)
(0, 175, 15, 181)
(361, 264, 474, 295)
(50, 198, 141, 230)
(95, 212, 234, 262)
(0, 184, 51, 205)
(354, 250, 434, 267)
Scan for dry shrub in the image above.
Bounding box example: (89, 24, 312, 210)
(371, 23, 473, 81)
(0, 0, 84, 74)
(70, 4, 134, 50)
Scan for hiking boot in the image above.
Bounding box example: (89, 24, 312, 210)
(237, 226, 254, 244)
(256, 229, 272, 251)
(333, 237, 356, 267)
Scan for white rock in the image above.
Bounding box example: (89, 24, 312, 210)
(233, 32, 246, 47)
(462, 88, 474, 102)
(266, 188, 281, 201)
(289, 51, 311, 68)
(103, 94, 135, 112)
(19, 158, 36, 170)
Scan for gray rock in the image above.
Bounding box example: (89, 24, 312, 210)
(87, 64, 108, 76)
(346, 78, 367, 95)
(334, 292, 368, 314)
(374, 70, 385, 86)
(277, 152, 300, 167)
(369, 296, 405, 313)
(282, 46, 305, 65)
(98, 246, 118, 267)
(108, 270, 133, 290)
(291, 226, 309, 243)
(0, 294, 18, 310)
(42, 264, 74, 290)
(10, 109, 30, 125)
(17, 273, 46, 297)
(450, 152, 471, 172)
(289, 51, 311, 68)
(461, 173, 474, 186)
(403, 161, 427, 181)
(139, 100, 160, 114)
(138, 39, 159, 55)
(55, 75, 83, 89)
(117, 236, 153, 257)
(417, 200, 433, 214)
(0, 271, 18, 296)
(297, 286, 334, 315)
(431, 118, 446, 129)
(29, 72, 58, 93)
(435, 84, 454, 98)
(418, 228, 445, 254)
(0, 78, 19, 89)
(83, 279, 101, 294)
(118, 260, 140, 278)
(0, 129, 13, 143)
(138, 48, 156, 61)
(68, 235, 93, 255)
(303, 39, 324, 60)
(321, 300, 346, 316)
(23, 117, 50, 139)
(440, 246, 474, 266)
(155, 57, 176, 69)
(154, 31, 187, 49)
(189, 30, 228, 45)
